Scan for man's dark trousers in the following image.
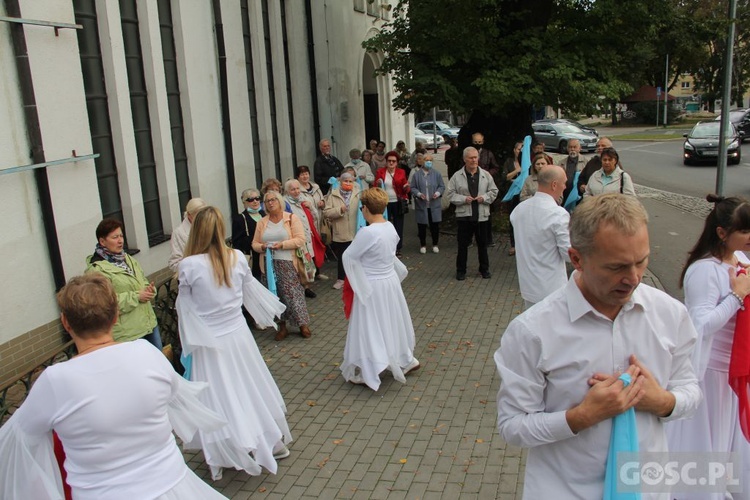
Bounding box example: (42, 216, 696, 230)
(456, 220, 489, 274)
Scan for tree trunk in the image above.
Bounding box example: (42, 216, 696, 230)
(610, 102, 619, 126)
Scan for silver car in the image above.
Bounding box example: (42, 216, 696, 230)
(414, 128, 445, 149)
(531, 122, 598, 153)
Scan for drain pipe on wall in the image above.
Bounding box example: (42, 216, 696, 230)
(304, 0, 321, 150)
(5, 0, 66, 290)
(211, 0, 239, 213)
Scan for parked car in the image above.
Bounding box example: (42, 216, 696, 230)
(414, 128, 445, 149)
(531, 121, 598, 153)
(714, 109, 750, 142)
(416, 121, 460, 142)
(683, 121, 742, 165)
(535, 118, 599, 137)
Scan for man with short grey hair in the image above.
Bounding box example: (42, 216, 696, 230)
(496, 193, 701, 499)
(446, 146, 498, 281)
(510, 165, 570, 309)
(314, 138, 344, 194)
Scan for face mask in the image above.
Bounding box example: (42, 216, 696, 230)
(341, 183, 353, 192)
(473, 143, 483, 148)
(424, 161, 433, 169)
(352, 159, 360, 164)
(247, 207, 260, 214)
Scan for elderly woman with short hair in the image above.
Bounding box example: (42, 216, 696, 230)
(231, 188, 265, 280)
(169, 198, 207, 272)
(323, 172, 361, 289)
(410, 152, 445, 254)
(284, 179, 319, 298)
(252, 190, 312, 341)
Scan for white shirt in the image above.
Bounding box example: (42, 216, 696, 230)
(495, 275, 701, 499)
(509, 192, 570, 303)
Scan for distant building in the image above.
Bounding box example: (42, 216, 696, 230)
(0, 0, 411, 382)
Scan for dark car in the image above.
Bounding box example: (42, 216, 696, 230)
(683, 121, 742, 166)
(531, 122, 598, 153)
(714, 109, 750, 142)
(535, 118, 599, 137)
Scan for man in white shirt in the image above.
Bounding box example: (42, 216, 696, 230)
(510, 165, 570, 309)
(495, 193, 701, 499)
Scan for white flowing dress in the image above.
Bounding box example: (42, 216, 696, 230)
(0, 340, 227, 500)
(177, 250, 291, 475)
(340, 222, 417, 391)
(666, 252, 750, 500)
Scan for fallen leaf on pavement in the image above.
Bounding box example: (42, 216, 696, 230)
(307, 400, 316, 406)
(333, 439, 343, 445)
(399, 459, 407, 464)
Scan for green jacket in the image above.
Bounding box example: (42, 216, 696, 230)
(85, 253, 157, 342)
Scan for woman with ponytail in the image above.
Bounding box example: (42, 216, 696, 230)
(667, 194, 750, 499)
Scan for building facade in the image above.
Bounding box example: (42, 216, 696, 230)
(0, 0, 412, 383)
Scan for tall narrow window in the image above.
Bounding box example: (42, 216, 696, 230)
(280, 0, 298, 169)
(261, 0, 281, 179)
(241, 0, 263, 184)
(73, 0, 125, 225)
(157, 0, 192, 212)
(120, 0, 165, 245)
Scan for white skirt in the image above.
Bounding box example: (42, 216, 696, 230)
(340, 274, 416, 391)
(184, 324, 292, 475)
(666, 369, 750, 500)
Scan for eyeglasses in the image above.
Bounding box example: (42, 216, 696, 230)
(245, 197, 261, 202)
(265, 198, 279, 204)
(386, 159, 398, 163)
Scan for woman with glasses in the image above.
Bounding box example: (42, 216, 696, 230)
(232, 189, 265, 280)
(583, 147, 635, 197)
(252, 191, 312, 341)
(340, 188, 419, 390)
(375, 151, 412, 256)
(323, 172, 361, 289)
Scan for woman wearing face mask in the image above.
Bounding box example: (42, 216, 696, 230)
(232, 188, 265, 280)
(375, 151, 412, 257)
(344, 148, 375, 186)
(519, 153, 554, 202)
(323, 172, 362, 289)
(409, 152, 445, 254)
(583, 147, 635, 197)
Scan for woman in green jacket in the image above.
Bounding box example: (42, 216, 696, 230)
(85, 218, 161, 348)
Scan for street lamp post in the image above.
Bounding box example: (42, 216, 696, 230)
(717, 0, 738, 196)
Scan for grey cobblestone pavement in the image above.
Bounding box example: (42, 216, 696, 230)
(180, 164, 705, 499)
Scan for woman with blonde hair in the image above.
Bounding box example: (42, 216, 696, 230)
(253, 190, 313, 340)
(340, 188, 419, 391)
(178, 206, 291, 481)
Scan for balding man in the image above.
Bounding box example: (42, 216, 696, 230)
(556, 139, 587, 207)
(510, 165, 571, 308)
(314, 138, 344, 195)
(578, 137, 612, 195)
(446, 146, 499, 280)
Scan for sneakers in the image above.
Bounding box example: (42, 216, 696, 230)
(333, 279, 344, 290)
(432, 246, 439, 254)
(403, 357, 421, 375)
(210, 466, 223, 482)
(272, 444, 291, 460)
(420, 247, 427, 254)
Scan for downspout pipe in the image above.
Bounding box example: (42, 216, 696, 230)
(212, 0, 239, 212)
(5, 0, 66, 290)
(304, 0, 321, 150)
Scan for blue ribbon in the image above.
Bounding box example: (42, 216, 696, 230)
(563, 171, 582, 211)
(502, 135, 532, 202)
(181, 352, 192, 380)
(603, 373, 640, 500)
(328, 176, 340, 191)
(265, 247, 277, 296)
(356, 201, 367, 232)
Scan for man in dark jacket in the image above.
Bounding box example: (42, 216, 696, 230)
(313, 138, 344, 195)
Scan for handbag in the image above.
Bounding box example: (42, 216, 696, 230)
(398, 198, 409, 215)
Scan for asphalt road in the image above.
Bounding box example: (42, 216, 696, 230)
(616, 139, 750, 199)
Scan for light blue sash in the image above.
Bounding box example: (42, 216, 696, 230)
(563, 171, 582, 211)
(502, 135, 532, 202)
(266, 247, 278, 296)
(603, 373, 640, 499)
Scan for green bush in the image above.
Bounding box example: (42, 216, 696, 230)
(628, 101, 682, 125)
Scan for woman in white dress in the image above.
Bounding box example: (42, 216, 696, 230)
(340, 188, 420, 391)
(0, 273, 227, 500)
(178, 206, 291, 481)
(667, 194, 750, 499)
